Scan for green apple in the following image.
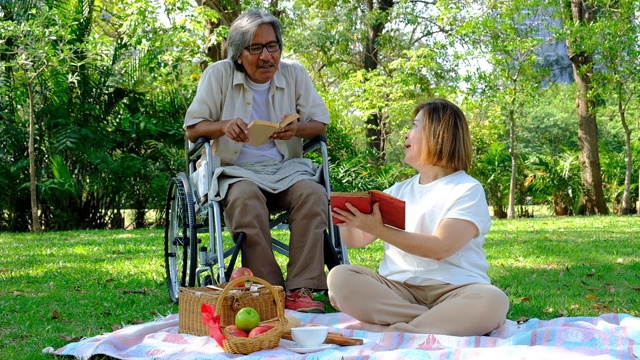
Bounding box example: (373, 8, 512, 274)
(235, 307, 260, 332)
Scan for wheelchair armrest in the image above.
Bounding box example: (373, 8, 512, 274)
(187, 137, 211, 158)
(303, 135, 327, 154)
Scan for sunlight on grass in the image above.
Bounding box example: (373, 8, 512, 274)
(486, 217, 640, 321)
(1, 216, 639, 359)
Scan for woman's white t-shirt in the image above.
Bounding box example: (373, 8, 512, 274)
(379, 170, 493, 285)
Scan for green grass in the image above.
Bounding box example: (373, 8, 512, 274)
(486, 217, 640, 322)
(1, 216, 639, 360)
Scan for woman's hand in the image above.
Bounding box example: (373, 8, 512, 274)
(333, 203, 384, 248)
(333, 203, 384, 232)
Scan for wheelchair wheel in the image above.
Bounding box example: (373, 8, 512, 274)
(164, 173, 198, 303)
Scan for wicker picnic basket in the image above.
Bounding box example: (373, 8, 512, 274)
(178, 276, 287, 354)
(218, 277, 287, 354)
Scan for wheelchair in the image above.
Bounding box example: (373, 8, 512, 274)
(163, 135, 349, 303)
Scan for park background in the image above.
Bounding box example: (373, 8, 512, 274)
(2, 1, 640, 358)
(1, 0, 639, 233)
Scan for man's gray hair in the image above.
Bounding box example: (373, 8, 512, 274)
(227, 10, 283, 71)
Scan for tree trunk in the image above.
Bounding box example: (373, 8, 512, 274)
(572, 64, 608, 214)
(27, 82, 42, 232)
(197, 1, 282, 65)
(198, 0, 243, 65)
(507, 108, 517, 219)
(363, 0, 394, 159)
(564, 0, 609, 215)
(493, 205, 507, 219)
(618, 100, 632, 215)
(365, 113, 383, 158)
(203, 18, 225, 63)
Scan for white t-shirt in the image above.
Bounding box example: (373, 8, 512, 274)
(235, 80, 283, 164)
(379, 170, 492, 285)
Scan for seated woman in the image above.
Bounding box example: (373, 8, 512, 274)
(327, 98, 509, 336)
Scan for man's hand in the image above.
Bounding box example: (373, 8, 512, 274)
(270, 114, 298, 141)
(223, 118, 249, 143)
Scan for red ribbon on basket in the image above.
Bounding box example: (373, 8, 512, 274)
(201, 303, 225, 346)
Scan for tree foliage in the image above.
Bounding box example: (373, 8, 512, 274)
(0, 0, 638, 231)
(1, 0, 202, 230)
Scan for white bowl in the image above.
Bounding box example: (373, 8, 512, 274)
(290, 325, 329, 348)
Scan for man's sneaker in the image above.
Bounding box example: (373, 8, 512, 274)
(285, 288, 325, 313)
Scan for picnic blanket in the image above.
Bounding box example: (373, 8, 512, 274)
(45, 311, 640, 359)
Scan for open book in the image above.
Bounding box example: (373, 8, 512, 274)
(246, 113, 300, 146)
(330, 190, 406, 230)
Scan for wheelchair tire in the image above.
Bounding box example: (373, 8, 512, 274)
(164, 173, 198, 304)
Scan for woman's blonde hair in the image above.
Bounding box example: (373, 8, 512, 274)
(414, 98, 473, 172)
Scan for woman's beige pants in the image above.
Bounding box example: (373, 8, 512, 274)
(327, 264, 509, 336)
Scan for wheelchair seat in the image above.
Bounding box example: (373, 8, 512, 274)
(163, 135, 348, 303)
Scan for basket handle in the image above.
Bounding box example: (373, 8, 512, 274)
(215, 276, 284, 318)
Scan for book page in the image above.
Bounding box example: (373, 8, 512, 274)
(246, 121, 278, 146)
(246, 114, 300, 146)
(279, 113, 299, 128)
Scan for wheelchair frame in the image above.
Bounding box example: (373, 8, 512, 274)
(163, 135, 349, 304)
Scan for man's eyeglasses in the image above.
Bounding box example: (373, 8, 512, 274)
(244, 42, 280, 55)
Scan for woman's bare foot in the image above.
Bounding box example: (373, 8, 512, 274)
(345, 322, 390, 332)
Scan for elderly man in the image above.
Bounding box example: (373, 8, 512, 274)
(184, 10, 329, 313)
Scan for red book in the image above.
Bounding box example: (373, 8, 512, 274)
(330, 190, 405, 230)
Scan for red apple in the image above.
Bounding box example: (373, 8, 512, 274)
(230, 267, 253, 288)
(248, 325, 273, 337)
(224, 325, 248, 338)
